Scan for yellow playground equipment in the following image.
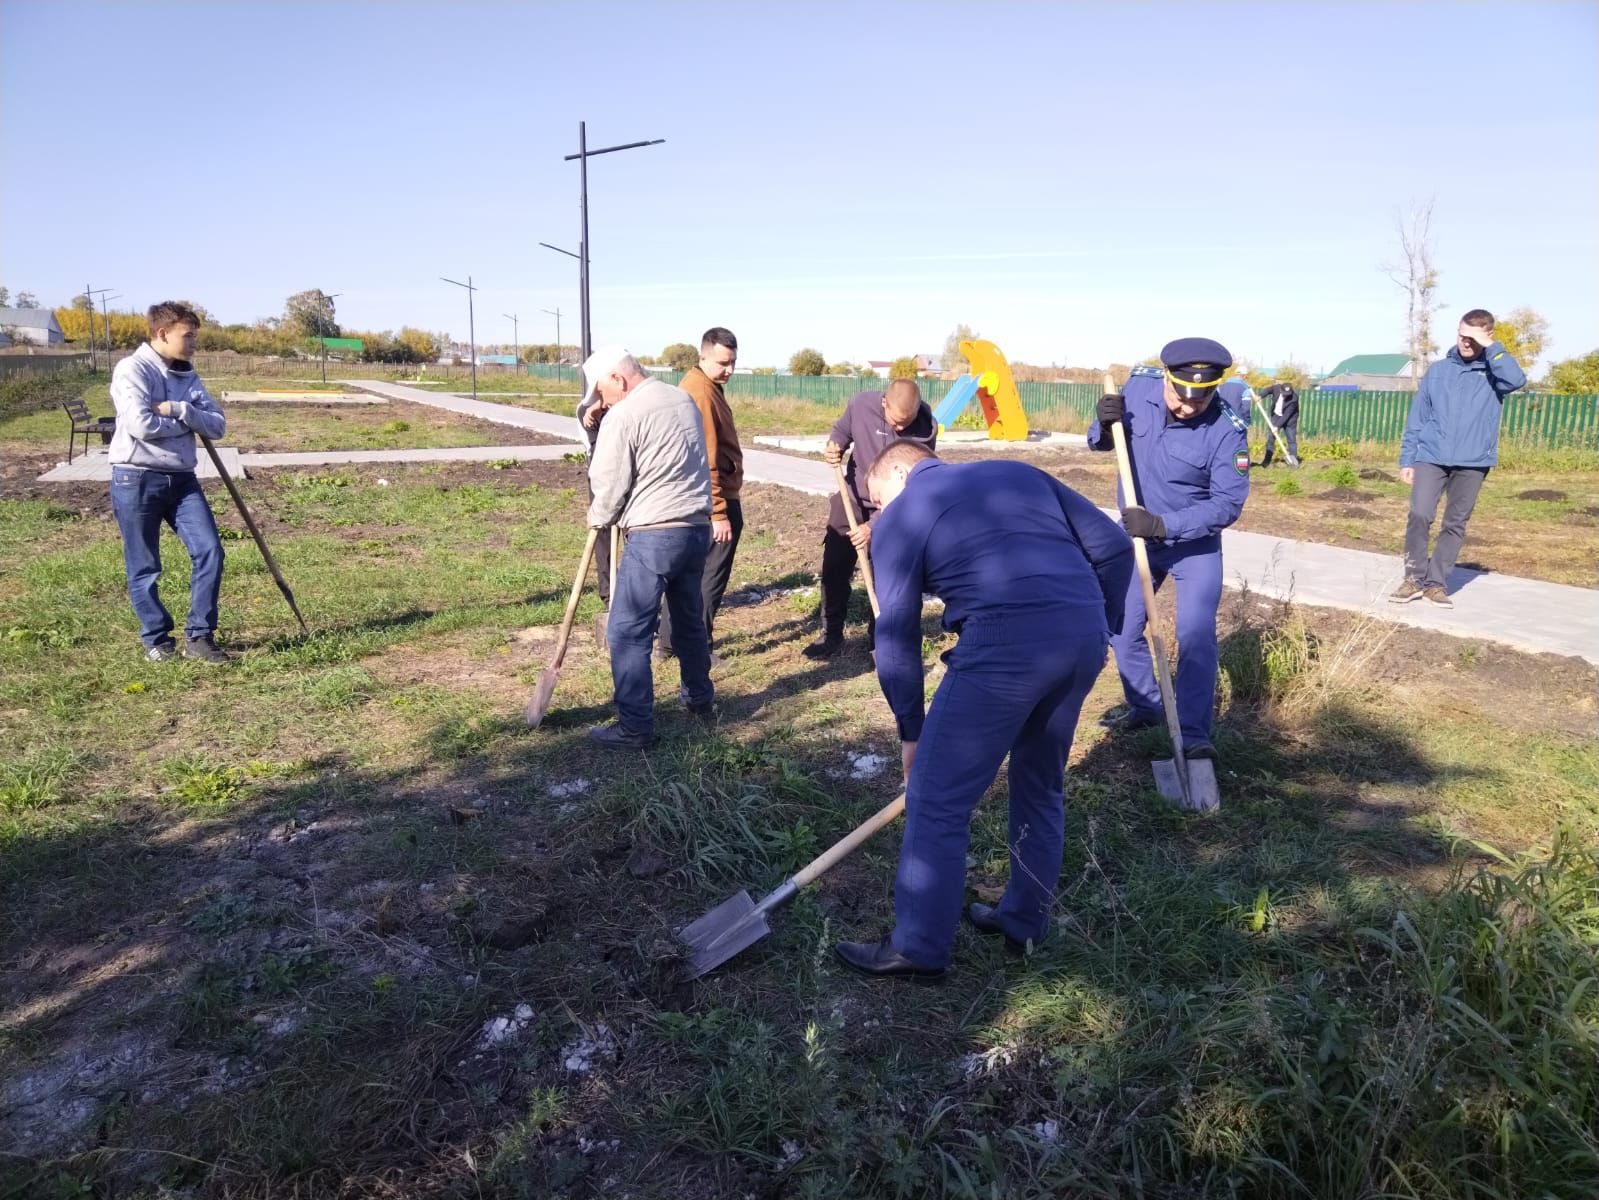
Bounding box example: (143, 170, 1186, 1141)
(930, 339, 1029, 440)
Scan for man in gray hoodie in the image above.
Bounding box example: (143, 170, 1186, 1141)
(108, 302, 230, 663)
(582, 346, 714, 747)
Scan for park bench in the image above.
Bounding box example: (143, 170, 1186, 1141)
(62, 396, 115, 462)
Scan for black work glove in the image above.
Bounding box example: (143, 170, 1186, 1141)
(1097, 393, 1125, 432)
(1121, 505, 1166, 540)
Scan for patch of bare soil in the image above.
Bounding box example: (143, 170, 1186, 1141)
(1313, 486, 1380, 502)
(1514, 488, 1567, 502)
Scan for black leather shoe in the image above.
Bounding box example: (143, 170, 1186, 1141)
(965, 903, 1027, 955)
(1098, 708, 1160, 733)
(802, 634, 844, 661)
(1184, 745, 1217, 761)
(834, 937, 945, 980)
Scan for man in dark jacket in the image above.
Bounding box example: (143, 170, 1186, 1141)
(1258, 380, 1300, 467)
(1391, 309, 1526, 609)
(803, 380, 937, 659)
(833, 443, 1132, 979)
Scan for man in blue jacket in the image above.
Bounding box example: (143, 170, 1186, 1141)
(1089, 338, 1250, 761)
(833, 443, 1132, 979)
(1391, 309, 1526, 608)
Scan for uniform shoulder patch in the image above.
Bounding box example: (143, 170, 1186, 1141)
(1219, 403, 1249, 436)
(1234, 449, 1250, 475)
(1129, 365, 1164, 379)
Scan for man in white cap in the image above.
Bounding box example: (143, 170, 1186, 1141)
(580, 346, 716, 747)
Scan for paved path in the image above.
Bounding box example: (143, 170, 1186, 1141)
(38, 448, 245, 482)
(237, 445, 573, 468)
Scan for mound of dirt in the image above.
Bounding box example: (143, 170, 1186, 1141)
(1514, 489, 1567, 501)
(1359, 468, 1397, 482)
(1339, 506, 1375, 519)
(1314, 487, 1379, 502)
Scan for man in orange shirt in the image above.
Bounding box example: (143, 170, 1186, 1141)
(659, 327, 744, 662)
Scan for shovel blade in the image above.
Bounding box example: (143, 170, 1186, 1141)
(1153, 757, 1220, 813)
(524, 667, 559, 729)
(678, 889, 772, 980)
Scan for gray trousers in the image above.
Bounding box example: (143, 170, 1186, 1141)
(1404, 463, 1489, 589)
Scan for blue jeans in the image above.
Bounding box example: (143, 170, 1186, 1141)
(890, 631, 1106, 968)
(608, 525, 713, 735)
(109, 467, 224, 647)
(1110, 537, 1223, 752)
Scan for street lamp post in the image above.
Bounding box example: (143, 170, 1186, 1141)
(85, 286, 113, 371)
(562, 121, 664, 360)
(503, 312, 519, 371)
(320, 291, 343, 384)
(440, 275, 478, 402)
(100, 293, 122, 362)
(541, 307, 562, 378)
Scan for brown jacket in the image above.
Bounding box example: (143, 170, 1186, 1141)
(679, 365, 743, 520)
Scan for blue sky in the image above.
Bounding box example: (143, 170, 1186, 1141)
(3, 1, 1595, 372)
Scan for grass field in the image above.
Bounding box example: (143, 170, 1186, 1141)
(2, 371, 1596, 1197)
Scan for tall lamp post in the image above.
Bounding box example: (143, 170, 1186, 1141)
(319, 291, 343, 384)
(440, 275, 478, 402)
(85, 286, 113, 371)
(502, 312, 519, 371)
(99, 292, 122, 363)
(562, 121, 664, 361)
(541, 307, 563, 379)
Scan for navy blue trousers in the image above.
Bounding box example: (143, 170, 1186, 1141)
(1109, 539, 1222, 751)
(889, 630, 1106, 968)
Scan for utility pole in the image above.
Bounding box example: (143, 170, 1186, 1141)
(561, 121, 664, 360)
(441, 275, 477, 402)
(542, 307, 562, 376)
(503, 312, 519, 369)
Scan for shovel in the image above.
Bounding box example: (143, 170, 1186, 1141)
(833, 459, 880, 618)
(1251, 395, 1300, 466)
(524, 527, 600, 728)
(680, 791, 906, 979)
(200, 435, 309, 636)
(1105, 377, 1218, 813)
(594, 526, 621, 642)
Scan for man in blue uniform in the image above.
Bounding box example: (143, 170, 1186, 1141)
(1089, 337, 1250, 762)
(1217, 368, 1255, 429)
(833, 442, 1132, 979)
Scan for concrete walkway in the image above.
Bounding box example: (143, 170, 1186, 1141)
(38, 447, 245, 482)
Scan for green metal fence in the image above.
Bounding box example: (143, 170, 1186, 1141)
(522, 364, 1597, 450)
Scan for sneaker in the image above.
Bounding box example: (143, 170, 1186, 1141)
(801, 634, 844, 661)
(182, 636, 230, 664)
(586, 722, 651, 749)
(145, 641, 177, 662)
(1423, 587, 1453, 609)
(1389, 580, 1423, 604)
(1098, 708, 1161, 733)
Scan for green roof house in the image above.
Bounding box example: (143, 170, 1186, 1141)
(1322, 353, 1423, 391)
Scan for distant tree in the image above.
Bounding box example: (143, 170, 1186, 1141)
(284, 288, 340, 339)
(752, 366, 777, 376)
(661, 342, 698, 371)
(1383, 198, 1443, 386)
(941, 323, 978, 372)
(1273, 359, 1312, 391)
(396, 328, 439, 362)
(0, 287, 9, 306)
(859, 367, 880, 381)
(1493, 306, 1550, 369)
(788, 347, 825, 375)
(827, 361, 860, 375)
(14, 291, 39, 309)
(890, 356, 919, 379)
(1546, 350, 1599, 393)
(70, 294, 93, 311)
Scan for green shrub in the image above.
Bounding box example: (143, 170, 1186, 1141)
(1274, 477, 1303, 497)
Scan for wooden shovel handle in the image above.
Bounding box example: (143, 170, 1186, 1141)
(552, 529, 600, 670)
(832, 459, 880, 618)
(1105, 376, 1190, 800)
(793, 793, 905, 888)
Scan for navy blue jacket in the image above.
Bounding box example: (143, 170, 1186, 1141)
(1217, 377, 1254, 427)
(1399, 343, 1526, 469)
(1087, 371, 1250, 546)
(872, 459, 1133, 741)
